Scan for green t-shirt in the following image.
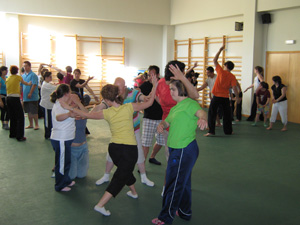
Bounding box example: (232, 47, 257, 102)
(165, 98, 201, 148)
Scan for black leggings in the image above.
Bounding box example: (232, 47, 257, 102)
(0, 96, 9, 122)
(106, 143, 138, 197)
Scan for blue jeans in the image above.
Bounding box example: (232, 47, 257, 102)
(158, 140, 199, 224)
(69, 143, 89, 180)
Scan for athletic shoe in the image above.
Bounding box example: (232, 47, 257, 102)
(149, 158, 161, 165)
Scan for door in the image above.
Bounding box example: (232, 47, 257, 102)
(266, 51, 300, 124)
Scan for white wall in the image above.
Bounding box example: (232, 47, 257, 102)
(170, 0, 243, 25)
(257, 0, 300, 12)
(0, 14, 20, 68)
(174, 16, 244, 40)
(18, 15, 164, 71)
(0, 0, 170, 25)
(264, 7, 300, 52)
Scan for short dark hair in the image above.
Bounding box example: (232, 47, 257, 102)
(0, 66, 8, 73)
(148, 65, 160, 75)
(66, 66, 72, 73)
(193, 72, 200, 79)
(260, 81, 269, 90)
(74, 68, 81, 74)
(272, 75, 282, 85)
(164, 60, 185, 81)
(224, 61, 234, 71)
(56, 72, 64, 81)
(23, 61, 31, 67)
(206, 66, 214, 73)
(170, 80, 187, 97)
(43, 71, 52, 79)
(10, 65, 19, 75)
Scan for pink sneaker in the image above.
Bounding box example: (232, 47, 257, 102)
(152, 218, 165, 225)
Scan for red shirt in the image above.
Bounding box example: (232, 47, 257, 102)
(156, 78, 177, 120)
(63, 73, 74, 85)
(212, 64, 237, 98)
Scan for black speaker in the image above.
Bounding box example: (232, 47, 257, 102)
(261, 13, 271, 24)
(235, 22, 243, 31)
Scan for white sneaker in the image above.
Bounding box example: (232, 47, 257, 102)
(127, 191, 138, 199)
(141, 176, 154, 187)
(94, 205, 111, 216)
(51, 172, 55, 178)
(95, 175, 110, 186)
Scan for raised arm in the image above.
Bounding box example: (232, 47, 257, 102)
(50, 65, 67, 76)
(214, 45, 225, 67)
(75, 76, 93, 89)
(185, 61, 198, 75)
(169, 64, 199, 99)
(132, 74, 157, 111)
(38, 63, 50, 75)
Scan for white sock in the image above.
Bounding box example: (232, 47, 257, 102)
(141, 173, 154, 187)
(161, 186, 165, 197)
(127, 191, 138, 199)
(95, 173, 110, 185)
(94, 205, 111, 216)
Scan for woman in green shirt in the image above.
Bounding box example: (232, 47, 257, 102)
(152, 65, 207, 225)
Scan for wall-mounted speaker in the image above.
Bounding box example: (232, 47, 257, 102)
(261, 13, 271, 24)
(235, 22, 243, 31)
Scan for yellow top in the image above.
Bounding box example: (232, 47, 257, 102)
(5, 75, 23, 95)
(103, 103, 137, 145)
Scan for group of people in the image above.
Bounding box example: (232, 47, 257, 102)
(0, 44, 288, 225)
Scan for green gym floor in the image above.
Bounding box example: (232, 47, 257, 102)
(1, 116, 300, 225)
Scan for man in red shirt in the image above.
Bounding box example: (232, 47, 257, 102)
(205, 45, 241, 136)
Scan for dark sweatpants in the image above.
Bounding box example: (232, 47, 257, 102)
(158, 140, 199, 224)
(41, 107, 52, 139)
(51, 139, 73, 191)
(106, 143, 138, 197)
(7, 97, 24, 139)
(208, 96, 232, 135)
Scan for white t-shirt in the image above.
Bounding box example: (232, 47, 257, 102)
(40, 82, 56, 109)
(206, 75, 217, 97)
(50, 101, 75, 141)
(254, 76, 260, 92)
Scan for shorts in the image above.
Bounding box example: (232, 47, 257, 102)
(141, 118, 165, 147)
(23, 101, 39, 114)
(257, 103, 269, 115)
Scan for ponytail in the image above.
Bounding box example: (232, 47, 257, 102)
(50, 84, 70, 103)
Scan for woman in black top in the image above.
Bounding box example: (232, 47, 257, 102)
(267, 76, 288, 131)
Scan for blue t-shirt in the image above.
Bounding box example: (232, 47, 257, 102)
(22, 71, 39, 102)
(0, 77, 7, 95)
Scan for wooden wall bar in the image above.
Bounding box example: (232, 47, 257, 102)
(174, 35, 243, 108)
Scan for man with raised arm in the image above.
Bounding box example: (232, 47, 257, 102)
(204, 45, 241, 136)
